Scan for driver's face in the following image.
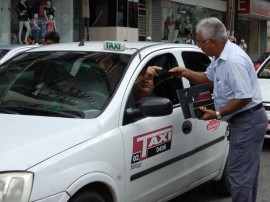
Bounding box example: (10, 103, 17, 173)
(134, 78, 154, 95)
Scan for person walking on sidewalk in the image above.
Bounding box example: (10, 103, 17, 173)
(239, 39, 247, 52)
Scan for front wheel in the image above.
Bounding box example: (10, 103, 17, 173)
(68, 190, 106, 202)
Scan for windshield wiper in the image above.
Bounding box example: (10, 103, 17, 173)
(1, 106, 84, 118)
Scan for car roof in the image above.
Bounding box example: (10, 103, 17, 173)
(0, 44, 32, 50)
(0, 44, 40, 64)
(26, 41, 201, 57)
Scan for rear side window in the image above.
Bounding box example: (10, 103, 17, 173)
(182, 51, 211, 86)
(182, 51, 211, 72)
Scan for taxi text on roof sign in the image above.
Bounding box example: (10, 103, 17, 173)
(104, 41, 126, 51)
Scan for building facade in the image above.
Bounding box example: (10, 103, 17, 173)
(0, 0, 77, 44)
(234, 0, 270, 61)
(0, 0, 269, 61)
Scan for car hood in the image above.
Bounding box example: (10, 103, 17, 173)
(0, 114, 100, 171)
(258, 79, 270, 101)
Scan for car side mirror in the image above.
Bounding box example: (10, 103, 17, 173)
(124, 97, 173, 124)
(139, 97, 173, 116)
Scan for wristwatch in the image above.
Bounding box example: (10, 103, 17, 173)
(216, 111, 222, 120)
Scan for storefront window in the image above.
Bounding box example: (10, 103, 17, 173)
(161, 1, 224, 43)
(117, 0, 127, 26)
(10, 0, 56, 44)
(88, 0, 115, 27)
(87, 0, 137, 28)
(128, 0, 138, 28)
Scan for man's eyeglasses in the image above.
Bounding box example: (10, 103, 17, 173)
(197, 38, 210, 45)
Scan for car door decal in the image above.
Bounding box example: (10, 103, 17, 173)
(131, 126, 173, 170)
(130, 135, 225, 181)
(206, 120, 220, 130)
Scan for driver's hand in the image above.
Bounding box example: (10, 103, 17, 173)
(135, 66, 162, 84)
(142, 66, 162, 80)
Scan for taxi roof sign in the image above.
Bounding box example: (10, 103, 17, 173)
(104, 41, 126, 51)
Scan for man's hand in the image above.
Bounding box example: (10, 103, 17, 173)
(168, 66, 186, 78)
(169, 66, 212, 86)
(198, 107, 216, 120)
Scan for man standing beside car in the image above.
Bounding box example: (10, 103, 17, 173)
(169, 17, 267, 202)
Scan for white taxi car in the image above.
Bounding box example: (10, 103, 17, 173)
(257, 57, 270, 138)
(0, 41, 229, 202)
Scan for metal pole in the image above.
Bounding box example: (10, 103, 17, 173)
(82, 0, 90, 41)
(231, 0, 235, 36)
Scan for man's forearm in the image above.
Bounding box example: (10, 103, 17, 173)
(218, 98, 252, 117)
(184, 69, 212, 86)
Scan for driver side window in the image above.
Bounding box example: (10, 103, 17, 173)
(128, 53, 183, 109)
(123, 53, 183, 125)
(150, 53, 183, 105)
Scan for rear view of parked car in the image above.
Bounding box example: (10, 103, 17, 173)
(0, 41, 230, 202)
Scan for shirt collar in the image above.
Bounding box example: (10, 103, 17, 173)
(214, 39, 232, 62)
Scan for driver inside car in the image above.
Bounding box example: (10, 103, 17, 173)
(132, 65, 162, 105)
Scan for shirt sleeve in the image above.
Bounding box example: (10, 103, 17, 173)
(227, 57, 253, 99)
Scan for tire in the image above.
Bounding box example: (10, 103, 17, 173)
(69, 190, 106, 202)
(212, 160, 231, 196)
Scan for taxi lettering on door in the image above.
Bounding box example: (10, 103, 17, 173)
(131, 126, 172, 169)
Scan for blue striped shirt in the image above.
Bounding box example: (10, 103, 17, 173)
(205, 40, 262, 120)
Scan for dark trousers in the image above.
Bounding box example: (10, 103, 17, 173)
(228, 108, 267, 202)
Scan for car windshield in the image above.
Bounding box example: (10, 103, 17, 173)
(0, 51, 131, 118)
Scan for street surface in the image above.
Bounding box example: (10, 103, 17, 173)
(170, 140, 270, 202)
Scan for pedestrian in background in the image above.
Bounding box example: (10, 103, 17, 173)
(27, 35, 36, 45)
(239, 39, 247, 52)
(185, 33, 194, 44)
(146, 36, 152, 41)
(229, 35, 237, 44)
(169, 17, 267, 202)
(44, 31, 60, 45)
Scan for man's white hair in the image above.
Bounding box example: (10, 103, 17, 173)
(196, 17, 228, 43)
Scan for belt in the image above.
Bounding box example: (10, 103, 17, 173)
(228, 102, 263, 123)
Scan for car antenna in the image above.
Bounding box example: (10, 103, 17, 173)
(79, 11, 103, 46)
(130, 48, 141, 60)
